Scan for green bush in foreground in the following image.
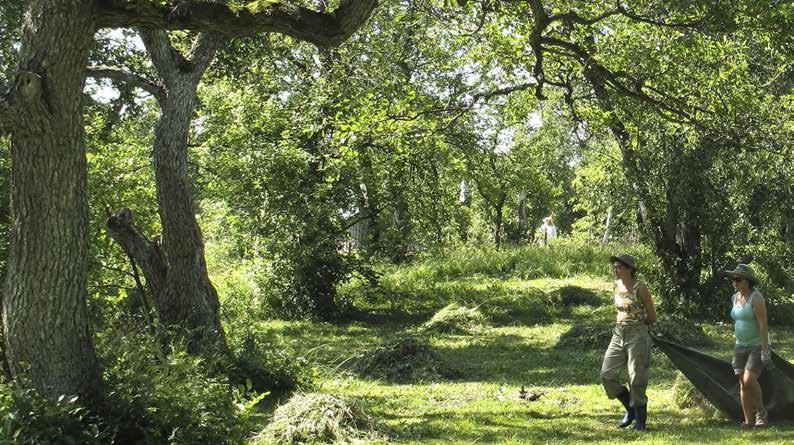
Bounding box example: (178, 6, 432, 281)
(0, 386, 106, 445)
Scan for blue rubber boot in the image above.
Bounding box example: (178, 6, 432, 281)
(616, 388, 635, 428)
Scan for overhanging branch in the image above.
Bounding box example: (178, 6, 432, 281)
(95, 0, 379, 47)
(86, 66, 165, 100)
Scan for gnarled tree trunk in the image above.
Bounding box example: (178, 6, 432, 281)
(1, 0, 103, 406)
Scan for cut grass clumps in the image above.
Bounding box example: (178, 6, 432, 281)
(421, 303, 489, 334)
(478, 288, 549, 324)
(550, 286, 604, 307)
(354, 335, 460, 382)
(652, 315, 713, 347)
(557, 324, 612, 349)
(672, 373, 724, 419)
(256, 392, 380, 444)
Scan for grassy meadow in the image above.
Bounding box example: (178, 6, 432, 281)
(251, 244, 794, 444)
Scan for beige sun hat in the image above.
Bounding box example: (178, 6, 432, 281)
(609, 253, 638, 271)
(722, 264, 758, 284)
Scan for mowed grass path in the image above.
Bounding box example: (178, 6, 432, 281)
(260, 273, 794, 444)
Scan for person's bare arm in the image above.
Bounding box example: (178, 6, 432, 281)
(753, 293, 770, 351)
(639, 283, 657, 325)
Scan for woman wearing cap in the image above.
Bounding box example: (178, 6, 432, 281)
(600, 253, 657, 431)
(724, 264, 770, 429)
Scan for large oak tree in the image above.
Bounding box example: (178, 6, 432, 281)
(0, 0, 377, 406)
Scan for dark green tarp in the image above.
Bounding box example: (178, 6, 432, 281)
(653, 337, 794, 421)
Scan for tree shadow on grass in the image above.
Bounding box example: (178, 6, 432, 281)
(433, 334, 603, 386)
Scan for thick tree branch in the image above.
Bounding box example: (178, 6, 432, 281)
(86, 65, 165, 100)
(616, 4, 708, 29)
(188, 32, 222, 74)
(96, 0, 379, 47)
(539, 36, 696, 123)
(549, 8, 620, 27)
(106, 208, 168, 298)
(139, 29, 182, 84)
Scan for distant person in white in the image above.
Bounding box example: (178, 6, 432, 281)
(539, 216, 557, 247)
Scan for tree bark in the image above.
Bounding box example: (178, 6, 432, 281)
(139, 29, 226, 355)
(106, 208, 167, 299)
(493, 192, 506, 249)
(518, 190, 528, 240)
(2, 0, 104, 406)
(95, 0, 379, 48)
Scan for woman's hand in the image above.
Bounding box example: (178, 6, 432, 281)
(761, 349, 771, 366)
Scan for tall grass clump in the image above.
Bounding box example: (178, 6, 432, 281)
(254, 393, 381, 445)
(387, 239, 617, 285)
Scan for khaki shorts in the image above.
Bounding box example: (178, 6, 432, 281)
(732, 345, 764, 375)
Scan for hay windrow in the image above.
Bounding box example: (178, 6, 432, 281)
(671, 373, 727, 419)
(552, 286, 604, 307)
(651, 315, 714, 347)
(421, 303, 489, 334)
(255, 392, 381, 444)
(354, 335, 460, 382)
(556, 324, 612, 349)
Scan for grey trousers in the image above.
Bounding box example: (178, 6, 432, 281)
(601, 323, 651, 407)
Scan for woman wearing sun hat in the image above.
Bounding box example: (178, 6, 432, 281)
(600, 253, 657, 431)
(724, 263, 770, 429)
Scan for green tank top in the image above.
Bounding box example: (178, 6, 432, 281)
(731, 291, 761, 347)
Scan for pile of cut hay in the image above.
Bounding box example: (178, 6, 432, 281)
(552, 286, 603, 307)
(421, 303, 489, 334)
(354, 335, 459, 382)
(671, 373, 724, 419)
(255, 393, 381, 444)
(556, 324, 612, 349)
(651, 315, 713, 347)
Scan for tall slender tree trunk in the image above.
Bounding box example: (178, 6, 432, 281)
(518, 190, 528, 240)
(2, 0, 103, 405)
(143, 31, 226, 355)
(493, 192, 506, 249)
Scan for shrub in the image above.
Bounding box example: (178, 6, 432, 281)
(254, 393, 381, 445)
(225, 329, 316, 396)
(0, 385, 107, 445)
(421, 304, 489, 334)
(354, 335, 459, 382)
(98, 327, 255, 444)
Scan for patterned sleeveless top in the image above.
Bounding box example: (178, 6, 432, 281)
(614, 280, 646, 325)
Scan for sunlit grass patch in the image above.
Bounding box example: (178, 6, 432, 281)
(251, 247, 794, 444)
